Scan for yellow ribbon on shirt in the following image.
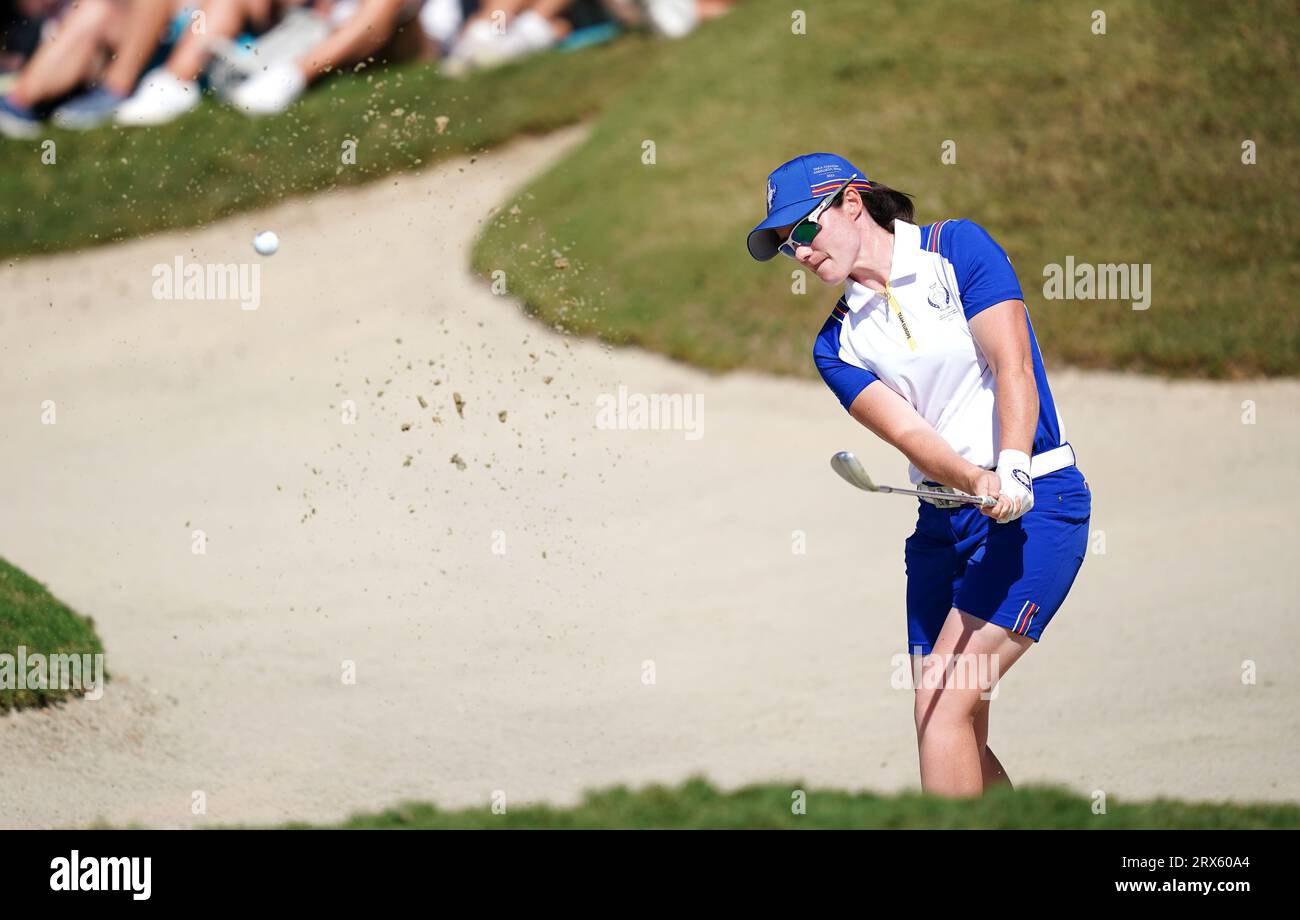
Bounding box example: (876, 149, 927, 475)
(884, 283, 918, 352)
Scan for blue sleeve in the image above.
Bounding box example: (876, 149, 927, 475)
(938, 220, 1023, 321)
(813, 307, 878, 410)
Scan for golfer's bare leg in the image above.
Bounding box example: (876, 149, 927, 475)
(974, 701, 1012, 790)
(914, 608, 1031, 797)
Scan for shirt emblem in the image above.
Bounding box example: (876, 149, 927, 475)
(927, 282, 959, 321)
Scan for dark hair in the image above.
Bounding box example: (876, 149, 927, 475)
(836, 182, 915, 233)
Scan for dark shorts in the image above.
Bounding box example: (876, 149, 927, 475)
(904, 465, 1091, 655)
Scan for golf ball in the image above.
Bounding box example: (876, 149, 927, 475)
(253, 230, 279, 256)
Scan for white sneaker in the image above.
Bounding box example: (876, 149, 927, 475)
(643, 0, 698, 38)
(228, 62, 307, 116)
(115, 69, 201, 126)
(0, 97, 41, 139)
(505, 11, 558, 54)
(441, 17, 497, 77)
(466, 11, 556, 71)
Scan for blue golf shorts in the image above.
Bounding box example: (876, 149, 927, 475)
(903, 465, 1091, 655)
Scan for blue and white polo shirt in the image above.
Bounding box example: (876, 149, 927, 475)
(813, 218, 1066, 485)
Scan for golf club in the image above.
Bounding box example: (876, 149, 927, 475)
(830, 451, 996, 507)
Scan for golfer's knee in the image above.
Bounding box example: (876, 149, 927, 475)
(914, 690, 981, 733)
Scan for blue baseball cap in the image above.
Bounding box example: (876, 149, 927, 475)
(746, 153, 873, 261)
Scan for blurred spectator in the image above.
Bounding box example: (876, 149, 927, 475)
(0, 0, 66, 76)
(601, 0, 733, 39)
(115, 0, 430, 124)
(0, 0, 126, 136)
(440, 0, 580, 77)
(0, 0, 739, 138)
(223, 0, 430, 116)
(61, 0, 186, 129)
(440, 0, 735, 79)
(0, 0, 194, 136)
(116, 0, 310, 125)
(416, 0, 464, 57)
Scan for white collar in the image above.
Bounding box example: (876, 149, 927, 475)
(843, 220, 922, 313)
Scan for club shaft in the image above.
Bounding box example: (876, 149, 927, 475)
(878, 484, 993, 507)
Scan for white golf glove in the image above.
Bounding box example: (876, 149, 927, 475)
(993, 449, 1034, 524)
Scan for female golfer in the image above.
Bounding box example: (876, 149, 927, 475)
(747, 153, 1090, 798)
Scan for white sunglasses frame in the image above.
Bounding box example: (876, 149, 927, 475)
(777, 173, 859, 260)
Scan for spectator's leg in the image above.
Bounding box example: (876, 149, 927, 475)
(101, 0, 182, 96)
(598, 0, 646, 30)
(443, 0, 571, 75)
(116, 0, 270, 123)
(165, 0, 271, 81)
(527, 0, 575, 19)
(696, 0, 735, 20)
(297, 0, 405, 80)
(385, 11, 435, 62)
(8, 0, 122, 108)
(513, 0, 574, 47)
(465, 1, 531, 27)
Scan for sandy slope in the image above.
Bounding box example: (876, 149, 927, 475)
(0, 125, 1297, 829)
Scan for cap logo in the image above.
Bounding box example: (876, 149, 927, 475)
(766, 179, 777, 212)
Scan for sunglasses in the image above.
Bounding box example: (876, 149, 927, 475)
(778, 173, 859, 260)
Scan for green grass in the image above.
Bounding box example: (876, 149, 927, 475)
(0, 558, 106, 713)
(4, 2, 1294, 377)
(277, 776, 1300, 829)
(0, 32, 661, 258)
(473, 0, 1300, 378)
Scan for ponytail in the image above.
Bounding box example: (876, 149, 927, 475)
(849, 183, 915, 232)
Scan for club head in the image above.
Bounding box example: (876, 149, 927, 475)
(830, 451, 879, 492)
